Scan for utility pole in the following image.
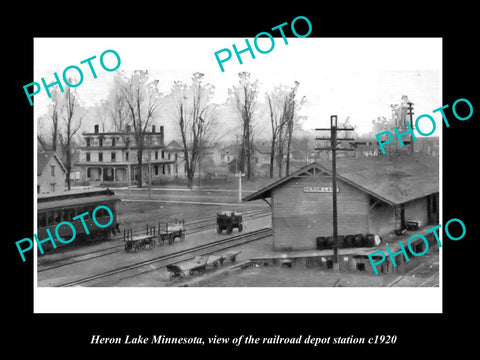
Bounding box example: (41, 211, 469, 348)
(315, 115, 355, 272)
(126, 137, 131, 198)
(406, 101, 415, 153)
(127, 164, 131, 198)
(148, 151, 152, 200)
(198, 153, 202, 188)
(237, 172, 245, 202)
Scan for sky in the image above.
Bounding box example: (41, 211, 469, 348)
(34, 37, 442, 140)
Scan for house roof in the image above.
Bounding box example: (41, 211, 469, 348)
(38, 194, 118, 211)
(37, 151, 67, 176)
(243, 153, 439, 206)
(221, 144, 238, 154)
(254, 144, 271, 154)
(166, 140, 184, 151)
(355, 144, 379, 151)
(290, 149, 306, 160)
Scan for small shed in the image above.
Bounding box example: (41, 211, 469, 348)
(243, 153, 439, 251)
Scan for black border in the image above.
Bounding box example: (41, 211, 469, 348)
(7, 5, 477, 355)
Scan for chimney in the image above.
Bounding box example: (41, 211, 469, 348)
(152, 125, 156, 133)
(159, 125, 164, 146)
(126, 125, 131, 132)
(94, 124, 99, 133)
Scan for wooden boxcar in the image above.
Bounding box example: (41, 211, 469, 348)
(37, 188, 120, 251)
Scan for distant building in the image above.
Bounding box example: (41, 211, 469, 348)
(221, 145, 238, 165)
(207, 145, 238, 167)
(253, 144, 272, 168)
(350, 141, 379, 158)
(414, 137, 439, 157)
(197, 144, 239, 176)
(165, 140, 185, 178)
(37, 151, 67, 194)
(76, 124, 181, 184)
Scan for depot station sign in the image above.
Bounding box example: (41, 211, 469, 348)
(302, 186, 339, 193)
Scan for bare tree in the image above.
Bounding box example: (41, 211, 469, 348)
(118, 70, 161, 188)
(101, 73, 130, 131)
(228, 72, 258, 180)
(58, 86, 86, 190)
(171, 72, 216, 189)
(266, 88, 289, 178)
(284, 81, 304, 176)
(49, 89, 61, 152)
(37, 88, 62, 152)
(266, 81, 305, 178)
(94, 104, 109, 133)
(277, 94, 289, 177)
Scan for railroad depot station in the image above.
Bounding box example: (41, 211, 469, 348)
(243, 153, 439, 274)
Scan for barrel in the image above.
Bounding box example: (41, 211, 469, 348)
(353, 233, 365, 247)
(336, 235, 345, 248)
(364, 234, 376, 247)
(316, 236, 327, 250)
(343, 235, 355, 248)
(324, 236, 334, 249)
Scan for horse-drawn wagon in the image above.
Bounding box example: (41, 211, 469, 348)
(158, 219, 186, 245)
(166, 251, 242, 281)
(166, 256, 208, 280)
(123, 228, 157, 252)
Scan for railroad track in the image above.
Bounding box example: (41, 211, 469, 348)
(57, 227, 272, 287)
(417, 271, 439, 287)
(386, 260, 439, 287)
(38, 208, 270, 273)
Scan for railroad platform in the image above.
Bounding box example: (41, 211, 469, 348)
(247, 225, 441, 275)
(249, 248, 375, 273)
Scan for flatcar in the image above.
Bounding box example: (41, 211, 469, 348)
(37, 188, 120, 251)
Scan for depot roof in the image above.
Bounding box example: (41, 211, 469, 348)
(243, 153, 439, 206)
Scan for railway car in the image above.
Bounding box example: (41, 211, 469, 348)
(37, 188, 120, 251)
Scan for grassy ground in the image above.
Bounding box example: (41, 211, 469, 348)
(99, 175, 278, 191)
(116, 198, 269, 230)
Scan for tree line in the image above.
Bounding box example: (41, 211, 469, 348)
(38, 70, 307, 189)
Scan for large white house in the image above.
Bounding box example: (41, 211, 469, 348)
(76, 124, 185, 183)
